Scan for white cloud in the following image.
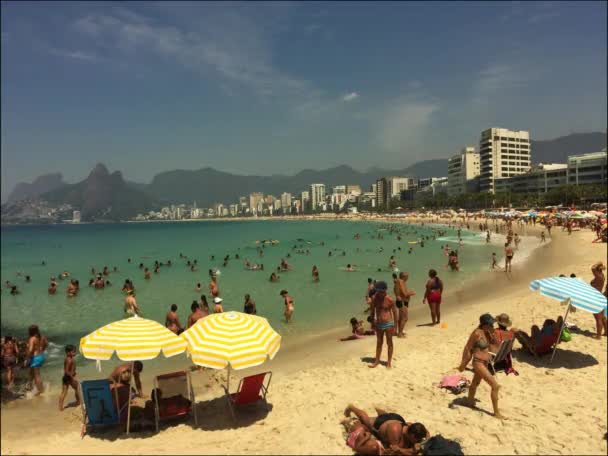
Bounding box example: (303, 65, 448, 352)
(376, 100, 438, 153)
(48, 47, 100, 62)
(471, 63, 531, 107)
(69, 6, 315, 101)
(342, 92, 359, 102)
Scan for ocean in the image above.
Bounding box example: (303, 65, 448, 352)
(1, 219, 499, 381)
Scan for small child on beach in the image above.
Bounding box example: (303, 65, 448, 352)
(59, 345, 81, 411)
(491, 253, 500, 270)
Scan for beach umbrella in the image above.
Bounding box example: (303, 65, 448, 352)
(80, 316, 188, 433)
(529, 277, 608, 362)
(180, 311, 281, 392)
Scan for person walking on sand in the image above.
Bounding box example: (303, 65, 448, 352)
(458, 314, 504, 419)
(540, 231, 546, 243)
(59, 345, 81, 411)
(504, 242, 514, 273)
(423, 269, 443, 325)
(369, 281, 398, 368)
(26, 324, 48, 395)
(590, 262, 607, 338)
(394, 272, 415, 338)
(280, 290, 294, 323)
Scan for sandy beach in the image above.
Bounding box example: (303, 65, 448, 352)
(1, 224, 606, 455)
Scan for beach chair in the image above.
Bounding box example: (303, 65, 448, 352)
(223, 371, 272, 422)
(489, 339, 515, 375)
(151, 370, 197, 432)
(80, 380, 120, 435)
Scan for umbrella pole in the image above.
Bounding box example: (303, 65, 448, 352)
(550, 298, 571, 364)
(127, 361, 134, 435)
(227, 364, 231, 393)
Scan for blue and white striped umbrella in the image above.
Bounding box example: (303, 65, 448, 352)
(530, 277, 607, 314)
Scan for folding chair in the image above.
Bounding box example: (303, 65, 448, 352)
(489, 339, 514, 374)
(223, 371, 272, 422)
(80, 380, 120, 436)
(152, 370, 197, 432)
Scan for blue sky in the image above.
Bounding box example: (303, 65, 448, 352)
(1, 1, 606, 199)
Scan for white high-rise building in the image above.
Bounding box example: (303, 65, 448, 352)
(309, 184, 326, 211)
(72, 210, 81, 223)
(448, 147, 481, 196)
(249, 192, 264, 214)
(479, 128, 531, 193)
(280, 193, 292, 214)
(567, 150, 607, 186)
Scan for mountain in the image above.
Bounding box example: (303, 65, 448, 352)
(6, 173, 66, 203)
(40, 164, 158, 221)
(531, 132, 607, 163)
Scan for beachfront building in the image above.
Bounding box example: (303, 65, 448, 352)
(310, 183, 326, 211)
(300, 191, 310, 212)
(479, 128, 531, 193)
(249, 192, 264, 215)
(346, 185, 362, 195)
(494, 163, 567, 194)
(375, 177, 418, 208)
(448, 147, 480, 196)
(567, 150, 608, 186)
(280, 192, 292, 214)
(72, 210, 81, 223)
(418, 177, 449, 195)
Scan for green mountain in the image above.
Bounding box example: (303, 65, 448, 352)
(6, 173, 66, 203)
(41, 164, 158, 221)
(531, 132, 607, 163)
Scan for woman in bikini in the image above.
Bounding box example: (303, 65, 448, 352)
(590, 262, 607, 338)
(423, 269, 443, 325)
(280, 290, 294, 323)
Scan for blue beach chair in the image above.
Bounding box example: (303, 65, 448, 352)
(80, 379, 134, 436)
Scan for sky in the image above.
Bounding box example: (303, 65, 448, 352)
(1, 1, 607, 200)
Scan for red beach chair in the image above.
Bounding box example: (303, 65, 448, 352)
(223, 371, 272, 421)
(151, 370, 197, 432)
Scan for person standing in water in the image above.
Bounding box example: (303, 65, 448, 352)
(280, 290, 294, 323)
(26, 325, 48, 395)
(165, 304, 182, 334)
(423, 269, 443, 325)
(124, 290, 141, 316)
(368, 281, 398, 368)
(2, 336, 18, 389)
(209, 276, 220, 298)
(504, 242, 514, 273)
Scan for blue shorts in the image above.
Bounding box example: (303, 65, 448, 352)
(29, 353, 47, 368)
(376, 321, 395, 332)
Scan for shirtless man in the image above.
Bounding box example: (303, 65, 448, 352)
(187, 302, 205, 328)
(394, 272, 416, 338)
(344, 404, 429, 454)
(66, 279, 78, 297)
(26, 325, 48, 395)
(280, 290, 294, 323)
(368, 281, 398, 368)
(124, 290, 140, 316)
(59, 345, 81, 411)
(165, 304, 182, 334)
(109, 361, 144, 397)
(504, 242, 514, 272)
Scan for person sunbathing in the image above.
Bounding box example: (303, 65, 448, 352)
(341, 415, 384, 455)
(514, 316, 563, 357)
(344, 404, 428, 454)
(339, 318, 375, 341)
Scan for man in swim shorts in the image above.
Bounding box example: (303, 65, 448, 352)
(369, 281, 398, 369)
(395, 272, 416, 338)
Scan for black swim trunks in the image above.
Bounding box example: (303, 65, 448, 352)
(62, 374, 73, 386)
(396, 300, 410, 309)
(373, 413, 407, 432)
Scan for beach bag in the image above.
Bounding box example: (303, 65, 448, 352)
(438, 374, 469, 394)
(423, 435, 464, 456)
(560, 327, 572, 342)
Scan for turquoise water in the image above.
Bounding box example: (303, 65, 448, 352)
(1, 220, 495, 378)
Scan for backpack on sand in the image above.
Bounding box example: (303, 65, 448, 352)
(423, 435, 464, 456)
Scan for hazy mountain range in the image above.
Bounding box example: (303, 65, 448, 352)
(4, 132, 606, 221)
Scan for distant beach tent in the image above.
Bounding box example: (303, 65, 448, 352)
(529, 277, 608, 362)
(180, 311, 281, 391)
(79, 316, 187, 434)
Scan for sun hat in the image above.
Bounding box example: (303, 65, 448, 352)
(495, 313, 512, 327)
(213, 297, 223, 303)
(479, 313, 495, 327)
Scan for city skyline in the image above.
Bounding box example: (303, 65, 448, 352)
(2, 1, 607, 200)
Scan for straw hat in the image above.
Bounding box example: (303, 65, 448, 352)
(496, 313, 512, 327)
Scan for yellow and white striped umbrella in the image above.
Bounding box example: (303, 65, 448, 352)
(180, 311, 281, 370)
(79, 316, 187, 361)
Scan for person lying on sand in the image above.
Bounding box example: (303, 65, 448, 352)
(341, 416, 384, 455)
(339, 317, 375, 341)
(344, 404, 429, 455)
